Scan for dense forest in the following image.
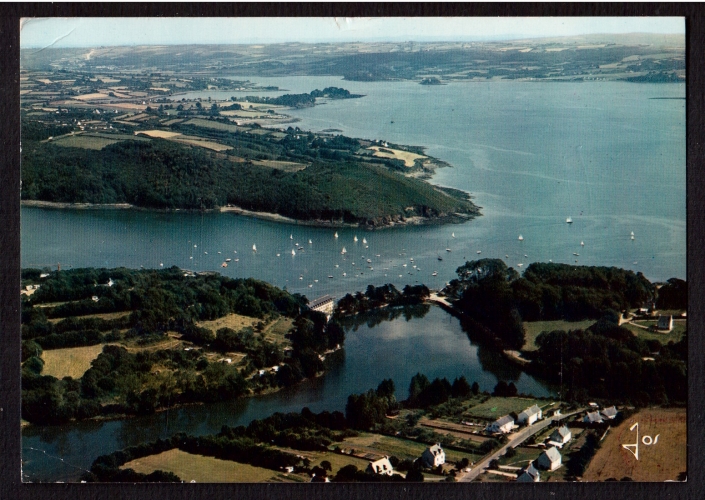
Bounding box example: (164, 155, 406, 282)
(21, 267, 345, 424)
(239, 87, 363, 108)
(21, 124, 478, 226)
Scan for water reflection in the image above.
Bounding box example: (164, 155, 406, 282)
(339, 304, 431, 331)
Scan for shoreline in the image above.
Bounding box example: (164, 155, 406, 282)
(22, 200, 477, 229)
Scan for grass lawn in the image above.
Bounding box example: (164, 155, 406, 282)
(623, 321, 686, 344)
(582, 407, 686, 482)
(120, 448, 278, 482)
(522, 320, 595, 351)
(263, 317, 294, 343)
(41, 343, 110, 379)
(47, 310, 132, 324)
(464, 397, 550, 420)
(498, 446, 541, 468)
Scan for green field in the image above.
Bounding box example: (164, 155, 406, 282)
(41, 343, 108, 379)
(498, 446, 541, 468)
(522, 320, 596, 351)
(52, 135, 122, 150)
(341, 433, 474, 465)
(183, 118, 247, 133)
(464, 397, 553, 420)
(120, 448, 279, 482)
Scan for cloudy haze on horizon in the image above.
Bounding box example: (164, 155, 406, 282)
(21, 17, 685, 49)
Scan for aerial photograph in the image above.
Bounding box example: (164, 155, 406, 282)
(19, 17, 686, 483)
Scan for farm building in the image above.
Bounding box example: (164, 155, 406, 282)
(366, 457, 394, 476)
(548, 425, 572, 446)
(486, 415, 515, 434)
(517, 404, 543, 425)
(601, 406, 619, 420)
(536, 446, 562, 471)
(516, 462, 540, 482)
(583, 411, 604, 425)
(657, 315, 673, 332)
(421, 443, 446, 468)
(309, 295, 335, 319)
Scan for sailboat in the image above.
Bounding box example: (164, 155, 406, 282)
(580, 241, 585, 247)
(252, 244, 257, 252)
(308, 239, 312, 244)
(341, 247, 347, 254)
(518, 235, 524, 241)
(292, 249, 296, 256)
(354, 235, 358, 242)
(630, 231, 635, 240)
(334, 232, 338, 238)
(452, 232, 455, 238)
(290, 234, 293, 240)
(566, 217, 573, 224)
(362, 237, 367, 244)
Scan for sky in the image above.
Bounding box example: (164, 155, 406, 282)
(20, 17, 685, 48)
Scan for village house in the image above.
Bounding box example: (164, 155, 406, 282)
(536, 446, 562, 471)
(309, 295, 335, 320)
(601, 406, 619, 420)
(486, 415, 515, 434)
(517, 404, 543, 425)
(657, 315, 674, 332)
(548, 425, 572, 446)
(516, 461, 540, 482)
(421, 443, 446, 468)
(366, 456, 394, 476)
(583, 411, 604, 425)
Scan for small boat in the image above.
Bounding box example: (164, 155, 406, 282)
(328, 275, 334, 278)
(477, 251, 482, 254)
(432, 272, 438, 276)
(630, 231, 635, 240)
(518, 235, 524, 241)
(403, 264, 407, 267)
(334, 232, 338, 238)
(204, 251, 208, 255)
(573, 252, 580, 256)
(437, 256, 443, 261)
(290, 234, 293, 240)
(354, 235, 358, 242)
(159, 262, 163, 267)
(524, 254, 528, 258)
(343, 272, 347, 277)
(225, 258, 232, 262)
(276, 253, 280, 257)
(292, 249, 296, 256)
(308, 239, 312, 244)
(221, 262, 228, 268)
(314, 279, 318, 283)
(363, 238, 367, 244)
(234, 258, 239, 262)
(517, 263, 523, 268)
(341, 247, 347, 254)
(367, 259, 372, 263)
(452, 233, 455, 238)
(308, 284, 313, 288)
(217, 251, 221, 254)
(299, 275, 303, 280)
(252, 244, 257, 252)
(376, 254, 381, 257)
(189, 256, 193, 260)
(580, 241, 585, 247)
(446, 248, 452, 252)
(566, 217, 573, 224)
(194, 244, 197, 248)
(335, 264, 339, 268)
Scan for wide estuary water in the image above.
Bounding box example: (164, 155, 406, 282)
(21, 77, 685, 481)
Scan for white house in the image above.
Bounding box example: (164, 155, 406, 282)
(583, 411, 604, 425)
(516, 462, 540, 482)
(517, 404, 543, 425)
(309, 295, 335, 320)
(601, 406, 619, 420)
(549, 425, 572, 446)
(366, 456, 394, 476)
(421, 443, 445, 468)
(486, 415, 515, 434)
(536, 446, 562, 471)
(657, 315, 673, 332)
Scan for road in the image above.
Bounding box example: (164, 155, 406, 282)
(457, 409, 583, 482)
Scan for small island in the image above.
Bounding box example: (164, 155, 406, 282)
(419, 77, 443, 85)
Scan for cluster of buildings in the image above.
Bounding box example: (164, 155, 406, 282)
(485, 404, 543, 435)
(365, 443, 447, 478)
(582, 404, 619, 425)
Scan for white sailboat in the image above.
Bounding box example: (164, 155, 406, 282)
(518, 235, 524, 241)
(566, 217, 573, 224)
(354, 235, 358, 242)
(334, 232, 338, 238)
(362, 237, 367, 244)
(290, 234, 293, 240)
(452, 232, 455, 238)
(581, 241, 585, 247)
(630, 231, 635, 240)
(341, 247, 347, 254)
(308, 239, 312, 244)
(292, 249, 296, 256)
(252, 244, 257, 252)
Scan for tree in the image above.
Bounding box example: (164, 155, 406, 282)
(405, 469, 424, 482)
(408, 372, 430, 404)
(471, 381, 480, 395)
(320, 460, 332, 472)
(451, 376, 472, 398)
